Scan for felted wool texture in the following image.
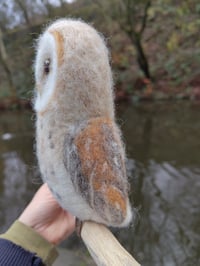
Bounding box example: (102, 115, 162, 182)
(34, 19, 132, 227)
(34, 18, 114, 123)
(36, 118, 105, 224)
(63, 117, 131, 226)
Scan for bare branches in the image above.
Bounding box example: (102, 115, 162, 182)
(15, 0, 32, 27)
(0, 27, 17, 98)
(110, 0, 152, 79)
(139, 0, 151, 35)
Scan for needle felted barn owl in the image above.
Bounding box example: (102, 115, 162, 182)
(34, 19, 132, 227)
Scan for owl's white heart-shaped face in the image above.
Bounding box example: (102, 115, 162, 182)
(34, 32, 58, 112)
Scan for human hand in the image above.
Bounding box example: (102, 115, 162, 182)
(19, 183, 75, 245)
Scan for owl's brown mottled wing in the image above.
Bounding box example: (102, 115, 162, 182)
(64, 117, 129, 225)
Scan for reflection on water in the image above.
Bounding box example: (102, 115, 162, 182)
(127, 162, 200, 266)
(0, 103, 200, 265)
(0, 112, 40, 232)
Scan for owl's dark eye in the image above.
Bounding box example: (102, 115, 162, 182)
(44, 59, 51, 75)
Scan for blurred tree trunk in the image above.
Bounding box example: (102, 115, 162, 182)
(134, 36, 151, 80)
(0, 28, 17, 98)
(94, 0, 152, 80)
(119, 0, 152, 79)
(59, 0, 67, 7)
(41, 0, 54, 17)
(15, 0, 32, 27)
(0, 21, 7, 32)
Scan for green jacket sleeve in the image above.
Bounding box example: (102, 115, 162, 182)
(0, 220, 58, 266)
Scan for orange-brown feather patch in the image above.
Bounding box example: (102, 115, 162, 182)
(49, 30, 64, 66)
(75, 117, 126, 215)
(105, 187, 126, 213)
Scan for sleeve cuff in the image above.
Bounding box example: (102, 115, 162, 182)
(0, 220, 58, 265)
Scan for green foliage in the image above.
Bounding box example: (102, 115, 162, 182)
(166, 33, 180, 52)
(195, 3, 200, 13)
(0, 85, 11, 98)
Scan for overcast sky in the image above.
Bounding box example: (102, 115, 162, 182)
(0, 0, 75, 28)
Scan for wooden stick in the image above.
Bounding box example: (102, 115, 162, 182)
(80, 221, 140, 266)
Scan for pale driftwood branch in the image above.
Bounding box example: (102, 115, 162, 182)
(80, 221, 140, 266)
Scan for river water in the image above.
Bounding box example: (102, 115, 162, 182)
(0, 102, 199, 266)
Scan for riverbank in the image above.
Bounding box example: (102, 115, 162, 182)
(1, 85, 200, 111)
(1, 1, 200, 109)
(0, 97, 32, 110)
